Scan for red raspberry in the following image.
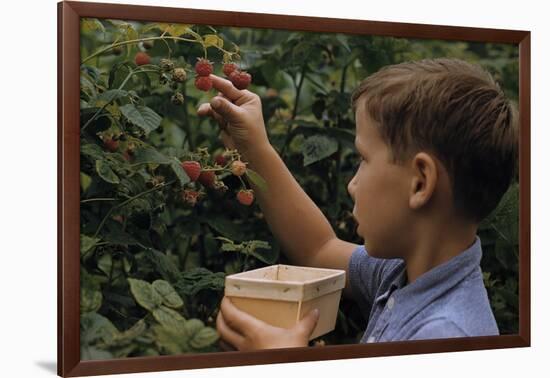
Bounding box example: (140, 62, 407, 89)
(181, 189, 200, 207)
(195, 58, 213, 76)
(180, 160, 202, 181)
(198, 170, 216, 188)
(236, 189, 254, 206)
(195, 76, 213, 91)
(134, 51, 151, 66)
(103, 138, 119, 152)
(230, 160, 247, 176)
(214, 154, 227, 166)
(229, 70, 252, 90)
(223, 62, 238, 77)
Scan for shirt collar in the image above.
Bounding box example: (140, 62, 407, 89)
(380, 236, 483, 305)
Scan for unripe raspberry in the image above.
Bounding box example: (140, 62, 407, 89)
(160, 58, 175, 72)
(230, 160, 247, 176)
(171, 92, 185, 105)
(103, 138, 119, 152)
(172, 67, 187, 82)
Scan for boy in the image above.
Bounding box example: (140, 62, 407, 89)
(197, 58, 518, 351)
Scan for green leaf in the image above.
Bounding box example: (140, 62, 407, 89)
(189, 326, 219, 350)
(302, 134, 339, 166)
(119, 104, 162, 134)
(80, 286, 102, 314)
(81, 18, 105, 34)
(152, 306, 187, 332)
(132, 146, 171, 165)
(80, 172, 93, 193)
(152, 280, 184, 309)
(183, 318, 204, 338)
(154, 23, 194, 37)
(97, 253, 113, 276)
(80, 346, 114, 361)
(127, 278, 162, 311)
(81, 234, 101, 256)
(81, 312, 120, 345)
(170, 160, 190, 186)
(246, 240, 278, 264)
(143, 249, 181, 283)
(98, 89, 128, 103)
(81, 143, 105, 161)
(152, 325, 182, 354)
(203, 34, 224, 48)
(245, 168, 268, 193)
(202, 215, 245, 241)
(96, 160, 120, 184)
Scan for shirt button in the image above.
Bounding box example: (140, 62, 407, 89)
(387, 296, 395, 310)
(367, 336, 376, 343)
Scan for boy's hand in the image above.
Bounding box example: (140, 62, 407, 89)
(216, 296, 320, 351)
(196, 74, 271, 160)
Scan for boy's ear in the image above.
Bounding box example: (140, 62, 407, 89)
(408, 152, 437, 210)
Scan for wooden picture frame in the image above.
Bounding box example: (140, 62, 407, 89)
(58, 1, 531, 376)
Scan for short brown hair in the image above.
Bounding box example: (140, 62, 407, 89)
(351, 58, 518, 222)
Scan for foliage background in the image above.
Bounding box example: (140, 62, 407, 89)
(79, 18, 519, 359)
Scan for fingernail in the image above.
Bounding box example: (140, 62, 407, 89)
(211, 97, 220, 107)
(313, 308, 320, 317)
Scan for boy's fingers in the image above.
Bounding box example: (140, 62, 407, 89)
(197, 103, 229, 130)
(216, 311, 245, 350)
(220, 297, 263, 336)
(295, 308, 320, 337)
(210, 96, 243, 123)
(210, 74, 243, 101)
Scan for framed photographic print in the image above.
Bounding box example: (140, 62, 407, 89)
(58, 0, 530, 376)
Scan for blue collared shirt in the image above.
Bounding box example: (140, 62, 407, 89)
(348, 236, 499, 342)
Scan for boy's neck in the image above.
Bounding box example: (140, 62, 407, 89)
(403, 225, 478, 285)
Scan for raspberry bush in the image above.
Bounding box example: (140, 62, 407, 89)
(79, 18, 520, 359)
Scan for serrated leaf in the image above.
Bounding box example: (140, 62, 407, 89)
(246, 240, 277, 264)
(152, 280, 184, 309)
(152, 306, 187, 332)
(119, 104, 162, 134)
(202, 215, 245, 241)
(155, 23, 193, 37)
(132, 146, 171, 165)
(81, 312, 120, 345)
(128, 278, 162, 311)
(302, 134, 339, 166)
(96, 160, 120, 184)
(203, 34, 223, 48)
(183, 318, 204, 338)
(189, 326, 219, 349)
(245, 168, 268, 193)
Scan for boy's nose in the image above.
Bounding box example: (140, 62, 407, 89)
(347, 175, 357, 201)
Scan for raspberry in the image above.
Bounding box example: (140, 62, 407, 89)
(103, 138, 119, 152)
(229, 70, 252, 90)
(195, 76, 213, 91)
(236, 189, 254, 206)
(198, 170, 216, 188)
(160, 58, 174, 72)
(214, 154, 227, 166)
(181, 160, 202, 181)
(134, 51, 151, 66)
(230, 160, 247, 176)
(171, 92, 184, 105)
(195, 58, 213, 76)
(223, 62, 238, 77)
(181, 189, 200, 207)
(172, 67, 187, 82)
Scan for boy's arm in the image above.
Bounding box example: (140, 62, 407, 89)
(245, 145, 358, 299)
(198, 75, 358, 299)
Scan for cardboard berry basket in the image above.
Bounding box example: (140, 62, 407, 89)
(224, 265, 346, 340)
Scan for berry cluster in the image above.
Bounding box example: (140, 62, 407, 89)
(194, 58, 214, 91)
(178, 149, 255, 207)
(223, 63, 252, 90)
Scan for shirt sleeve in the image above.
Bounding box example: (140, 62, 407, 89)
(409, 317, 469, 340)
(347, 244, 402, 320)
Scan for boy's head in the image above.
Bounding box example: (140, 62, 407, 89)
(347, 58, 518, 256)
